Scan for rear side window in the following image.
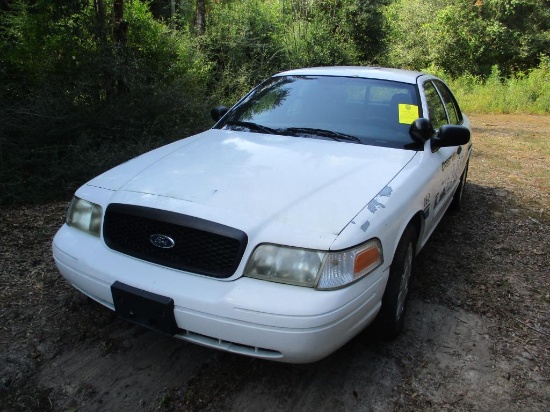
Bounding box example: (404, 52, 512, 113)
(433, 80, 462, 124)
(423, 81, 448, 130)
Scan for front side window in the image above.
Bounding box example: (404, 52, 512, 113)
(217, 75, 423, 150)
(423, 81, 448, 130)
(433, 80, 462, 125)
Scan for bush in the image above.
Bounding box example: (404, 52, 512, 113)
(0, 0, 212, 204)
(440, 58, 550, 114)
(200, 0, 286, 103)
(1, 0, 548, 204)
(202, 0, 361, 105)
(278, 11, 359, 69)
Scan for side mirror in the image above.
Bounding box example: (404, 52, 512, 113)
(409, 118, 434, 143)
(211, 106, 228, 122)
(431, 124, 470, 150)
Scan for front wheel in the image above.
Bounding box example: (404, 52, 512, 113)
(370, 225, 417, 339)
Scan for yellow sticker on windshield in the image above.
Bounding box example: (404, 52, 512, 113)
(398, 104, 419, 124)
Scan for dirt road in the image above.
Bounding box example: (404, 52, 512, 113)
(1, 114, 549, 411)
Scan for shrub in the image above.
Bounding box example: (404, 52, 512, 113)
(441, 58, 550, 114)
(0, 0, 211, 204)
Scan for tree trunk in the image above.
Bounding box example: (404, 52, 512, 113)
(94, 0, 107, 43)
(113, 0, 128, 94)
(113, 0, 128, 48)
(170, 0, 176, 29)
(194, 0, 206, 35)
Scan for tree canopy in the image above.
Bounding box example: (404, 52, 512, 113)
(0, 0, 549, 203)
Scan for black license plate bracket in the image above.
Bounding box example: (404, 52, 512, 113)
(111, 281, 177, 336)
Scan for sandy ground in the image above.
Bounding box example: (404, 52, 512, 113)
(1, 114, 549, 411)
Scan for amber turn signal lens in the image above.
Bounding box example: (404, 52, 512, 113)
(353, 246, 381, 275)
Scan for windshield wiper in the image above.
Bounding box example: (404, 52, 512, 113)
(224, 121, 278, 135)
(280, 127, 361, 143)
(223, 122, 361, 143)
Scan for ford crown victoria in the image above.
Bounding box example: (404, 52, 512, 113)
(53, 67, 472, 363)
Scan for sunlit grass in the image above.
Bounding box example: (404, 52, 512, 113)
(469, 114, 550, 220)
(424, 57, 550, 114)
(429, 59, 550, 115)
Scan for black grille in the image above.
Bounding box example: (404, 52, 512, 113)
(103, 204, 248, 278)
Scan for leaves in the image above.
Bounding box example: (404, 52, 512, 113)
(383, 0, 550, 77)
(1, 0, 549, 204)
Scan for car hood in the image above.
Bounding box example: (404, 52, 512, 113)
(88, 129, 415, 244)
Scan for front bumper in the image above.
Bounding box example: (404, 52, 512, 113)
(53, 224, 388, 363)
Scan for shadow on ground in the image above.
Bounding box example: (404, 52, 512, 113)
(1, 180, 548, 411)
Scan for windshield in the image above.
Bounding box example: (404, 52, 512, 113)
(216, 75, 423, 150)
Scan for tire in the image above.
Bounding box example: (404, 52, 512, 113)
(450, 160, 469, 211)
(370, 225, 417, 339)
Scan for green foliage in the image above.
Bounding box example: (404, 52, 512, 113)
(440, 58, 550, 114)
(278, 0, 360, 68)
(201, 0, 285, 101)
(0, 0, 211, 204)
(482, 0, 550, 73)
(383, 0, 489, 75)
(340, 0, 391, 64)
(0, 0, 549, 204)
(383, 0, 550, 78)
(201, 0, 369, 103)
(278, 16, 357, 68)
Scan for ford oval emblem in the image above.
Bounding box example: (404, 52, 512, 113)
(149, 234, 175, 249)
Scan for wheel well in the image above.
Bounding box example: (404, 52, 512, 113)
(407, 212, 423, 253)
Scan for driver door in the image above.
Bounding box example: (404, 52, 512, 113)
(422, 80, 461, 233)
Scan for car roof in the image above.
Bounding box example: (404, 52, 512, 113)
(276, 66, 425, 84)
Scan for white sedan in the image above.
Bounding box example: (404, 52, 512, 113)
(53, 67, 471, 363)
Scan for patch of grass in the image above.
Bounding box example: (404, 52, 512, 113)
(447, 59, 550, 114)
(470, 114, 550, 220)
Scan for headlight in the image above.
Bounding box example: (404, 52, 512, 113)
(244, 245, 325, 287)
(244, 239, 383, 289)
(66, 196, 103, 237)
